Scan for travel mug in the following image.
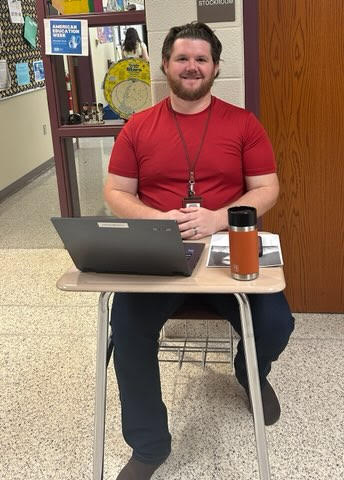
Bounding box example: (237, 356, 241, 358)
(228, 206, 259, 280)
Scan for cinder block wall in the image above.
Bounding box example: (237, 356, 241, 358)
(144, 1, 245, 337)
(145, 0, 245, 107)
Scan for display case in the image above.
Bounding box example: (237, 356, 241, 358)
(36, 1, 146, 216)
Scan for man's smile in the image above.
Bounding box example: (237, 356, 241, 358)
(180, 74, 203, 79)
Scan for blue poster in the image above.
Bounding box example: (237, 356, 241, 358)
(50, 19, 82, 55)
(16, 62, 30, 86)
(33, 60, 45, 82)
(44, 19, 88, 56)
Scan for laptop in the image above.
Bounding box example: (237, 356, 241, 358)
(51, 217, 205, 276)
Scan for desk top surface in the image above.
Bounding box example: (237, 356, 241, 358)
(57, 237, 285, 294)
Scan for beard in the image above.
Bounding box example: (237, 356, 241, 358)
(166, 71, 216, 101)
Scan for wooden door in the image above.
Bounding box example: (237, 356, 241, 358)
(259, 1, 344, 312)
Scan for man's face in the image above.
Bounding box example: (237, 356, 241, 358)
(163, 38, 219, 101)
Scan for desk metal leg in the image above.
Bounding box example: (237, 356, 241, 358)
(93, 291, 112, 480)
(234, 293, 271, 480)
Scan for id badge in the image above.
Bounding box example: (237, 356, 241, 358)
(182, 196, 203, 208)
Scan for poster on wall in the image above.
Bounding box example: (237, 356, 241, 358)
(197, 0, 235, 23)
(0, 59, 11, 90)
(44, 18, 89, 56)
(23, 16, 38, 48)
(7, 0, 24, 24)
(33, 60, 45, 82)
(15, 62, 30, 86)
(97, 26, 113, 44)
(103, 58, 151, 120)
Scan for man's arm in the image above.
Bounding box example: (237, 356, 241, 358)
(104, 172, 279, 239)
(178, 173, 279, 238)
(215, 172, 279, 230)
(103, 173, 186, 222)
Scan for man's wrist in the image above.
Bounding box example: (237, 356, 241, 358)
(214, 208, 229, 232)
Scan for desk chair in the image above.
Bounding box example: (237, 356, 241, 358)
(159, 298, 235, 369)
(106, 298, 235, 369)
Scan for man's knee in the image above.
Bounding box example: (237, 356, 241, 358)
(110, 292, 187, 344)
(250, 292, 294, 354)
(262, 314, 294, 358)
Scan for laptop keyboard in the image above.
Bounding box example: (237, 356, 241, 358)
(184, 245, 195, 259)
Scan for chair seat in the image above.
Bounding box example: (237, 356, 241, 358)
(169, 298, 224, 320)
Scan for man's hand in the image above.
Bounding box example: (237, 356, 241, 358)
(163, 209, 188, 223)
(176, 207, 221, 239)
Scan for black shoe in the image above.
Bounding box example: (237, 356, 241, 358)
(116, 457, 163, 480)
(245, 380, 281, 426)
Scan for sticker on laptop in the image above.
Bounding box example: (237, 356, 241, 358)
(97, 222, 129, 228)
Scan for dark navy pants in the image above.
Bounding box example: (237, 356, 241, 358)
(110, 292, 294, 464)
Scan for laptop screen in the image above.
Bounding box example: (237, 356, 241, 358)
(51, 217, 204, 276)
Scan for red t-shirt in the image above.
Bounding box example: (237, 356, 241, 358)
(108, 96, 276, 211)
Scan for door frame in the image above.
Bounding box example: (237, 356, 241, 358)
(243, 0, 259, 116)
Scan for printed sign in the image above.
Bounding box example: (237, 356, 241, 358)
(97, 26, 113, 44)
(197, 0, 235, 23)
(103, 58, 151, 120)
(7, 0, 24, 24)
(15, 62, 30, 86)
(44, 18, 88, 56)
(0, 59, 11, 90)
(24, 16, 38, 48)
(33, 60, 45, 82)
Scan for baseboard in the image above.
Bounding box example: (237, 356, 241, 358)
(0, 157, 55, 204)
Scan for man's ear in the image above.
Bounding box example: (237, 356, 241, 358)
(214, 63, 220, 77)
(162, 59, 168, 75)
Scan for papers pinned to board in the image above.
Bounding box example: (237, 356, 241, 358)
(0, 59, 11, 90)
(207, 232, 284, 268)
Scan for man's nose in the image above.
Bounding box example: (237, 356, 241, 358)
(185, 59, 197, 70)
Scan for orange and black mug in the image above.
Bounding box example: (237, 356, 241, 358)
(228, 206, 259, 281)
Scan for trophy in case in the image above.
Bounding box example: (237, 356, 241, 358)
(91, 102, 98, 122)
(98, 103, 105, 123)
(82, 103, 90, 122)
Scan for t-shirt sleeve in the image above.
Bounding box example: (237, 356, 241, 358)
(108, 118, 138, 178)
(242, 112, 276, 176)
(141, 42, 149, 60)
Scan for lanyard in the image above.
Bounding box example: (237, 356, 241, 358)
(171, 98, 212, 197)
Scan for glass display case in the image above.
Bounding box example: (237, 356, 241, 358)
(36, 1, 146, 216)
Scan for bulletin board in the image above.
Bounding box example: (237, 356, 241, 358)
(0, 0, 45, 100)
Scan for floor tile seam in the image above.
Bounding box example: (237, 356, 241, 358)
(290, 336, 344, 343)
(0, 246, 64, 249)
(0, 247, 65, 252)
(0, 332, 96, 338)
(0, 303, 98, 308)
(0, 313, 342, 339)
(2, 302, 342, 312)
(0, 303, 97, 308)
(293, 314, 344, 318)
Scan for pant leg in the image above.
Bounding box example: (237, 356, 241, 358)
(204, 292, 295, 388)
(110, 292, 187, 464)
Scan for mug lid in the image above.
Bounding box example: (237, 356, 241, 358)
(228, 206, 257, 227)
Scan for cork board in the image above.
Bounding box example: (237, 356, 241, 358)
(0, 0, 45, 99)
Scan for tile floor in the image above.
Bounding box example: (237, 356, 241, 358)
(1, 138, 344, 480)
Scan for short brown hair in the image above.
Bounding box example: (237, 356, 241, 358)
(161, 21, 222, 75)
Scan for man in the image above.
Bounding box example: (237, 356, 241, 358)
(104, 22, 294, 480)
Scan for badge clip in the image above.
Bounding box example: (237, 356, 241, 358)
(182, 196, 203, 208)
